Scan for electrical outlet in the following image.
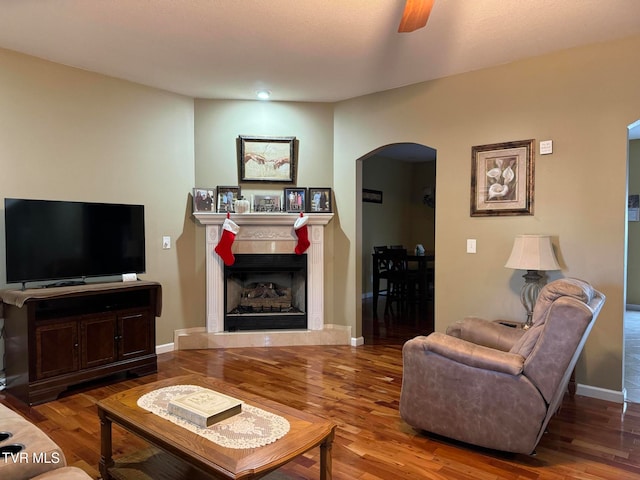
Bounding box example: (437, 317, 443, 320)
(162, 236, 171, 249)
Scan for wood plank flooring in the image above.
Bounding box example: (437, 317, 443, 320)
(2, 345, 640, 479)
(362, 296, 434, 345)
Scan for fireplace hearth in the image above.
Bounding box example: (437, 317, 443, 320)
(224, 254, 307, 331)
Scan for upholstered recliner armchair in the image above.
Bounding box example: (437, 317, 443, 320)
(399, 278, 605, 454)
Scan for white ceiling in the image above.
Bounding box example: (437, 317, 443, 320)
(1, 1, 639, 140)
(2, 0, 640, 105)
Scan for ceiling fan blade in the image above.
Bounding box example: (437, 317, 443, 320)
(398, 0, 435, 33)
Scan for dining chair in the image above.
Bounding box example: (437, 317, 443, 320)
(372, 246, 390, 316)
(406, 255, 428, 316)
(384, 248, 409, 317)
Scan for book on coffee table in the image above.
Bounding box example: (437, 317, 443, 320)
(168, 389, 243, 427)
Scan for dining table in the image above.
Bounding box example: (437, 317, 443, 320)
(372, 250, 434, 317)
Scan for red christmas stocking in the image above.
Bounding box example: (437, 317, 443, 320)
(215, 217, 240, 265)
(294, 213, 310, 255)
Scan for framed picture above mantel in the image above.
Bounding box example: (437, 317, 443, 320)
(470, 139, 535, 217)
(238, 135, 296, 183)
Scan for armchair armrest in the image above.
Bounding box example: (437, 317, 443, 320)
(446, 316, 525, 351)
(409, 332, 524, 375)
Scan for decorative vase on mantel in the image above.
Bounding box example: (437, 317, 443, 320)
(234, 197, 250, 214)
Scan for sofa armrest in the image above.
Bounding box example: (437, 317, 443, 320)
(0, 405, 67, 480)
(408, 332, 524, 375)
(446, 316, 525, 351)
(32, 467, 93, 480)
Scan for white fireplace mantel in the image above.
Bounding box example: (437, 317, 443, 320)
(192, 212, 337, 346)
(193, 212, 333, 227)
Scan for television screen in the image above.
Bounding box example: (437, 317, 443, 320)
(4, 198, 146, 285)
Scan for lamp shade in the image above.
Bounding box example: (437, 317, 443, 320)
(505, 234, 560, 271)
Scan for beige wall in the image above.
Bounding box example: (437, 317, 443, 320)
(2, 33, 639, 395)
(409, 161, 436, 251)
(628, 140, 640, 304)
(0, 48, 196, 346)
(334, 35, 640, 392)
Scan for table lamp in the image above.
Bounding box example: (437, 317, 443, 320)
(505, 234, 561, 328)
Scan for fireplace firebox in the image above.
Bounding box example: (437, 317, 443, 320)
(224, 254, 307, 331)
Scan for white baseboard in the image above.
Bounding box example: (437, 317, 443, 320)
(156, 343, 174, 354)
(351, 336, 365, 347)
(576, 383, 625, 403)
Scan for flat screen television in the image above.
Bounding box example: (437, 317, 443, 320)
(4, 198, 146, 286)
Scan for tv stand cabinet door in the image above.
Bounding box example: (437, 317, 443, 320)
(35, 320, 79, 380)
(80, 314, 118, 369)
(118, 309, 154, 361)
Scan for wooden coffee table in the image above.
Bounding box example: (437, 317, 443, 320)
(97, 374, 336, 480)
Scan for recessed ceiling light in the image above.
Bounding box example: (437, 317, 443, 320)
(256, 89, 271, 100)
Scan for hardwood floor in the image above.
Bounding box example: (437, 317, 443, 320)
(2, 344, 640, 479)
(362, 296, 434, 345)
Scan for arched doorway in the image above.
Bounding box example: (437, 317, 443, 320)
(358, 142, 436, 344)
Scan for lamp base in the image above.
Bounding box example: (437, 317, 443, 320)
(521, 270, 543, 329)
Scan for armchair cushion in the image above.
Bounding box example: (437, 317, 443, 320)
(421, 332, 524, 375)
(510, 278, 596, 359)
(530, 277, 595, 327)
(446, 316, 525, 351)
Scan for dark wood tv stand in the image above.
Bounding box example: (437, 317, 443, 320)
(1, 281, 161, 405)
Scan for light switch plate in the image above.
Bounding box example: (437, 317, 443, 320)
(466, 239, 476, 254)
(162, 236, 171, 249)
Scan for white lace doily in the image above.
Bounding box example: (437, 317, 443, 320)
(137, 385, 290, 449)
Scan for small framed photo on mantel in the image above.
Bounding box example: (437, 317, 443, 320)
(251, 193, 283, 212)
(193, 188, 216, 212)
(216, 186, 240, 213)
(308, 187, 332, 212)
(284, 188, 306, 213)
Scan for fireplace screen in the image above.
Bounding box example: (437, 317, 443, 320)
(224, 254, 307, 331)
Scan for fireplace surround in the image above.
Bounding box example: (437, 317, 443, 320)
(178, 212, 351, 349)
